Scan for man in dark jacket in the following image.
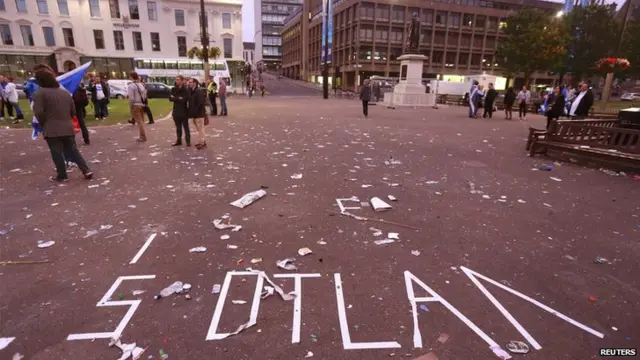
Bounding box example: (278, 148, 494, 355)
(88, 76, 110, 120)
(569, 82, 594, 119)
(187, 78, 207, 149)
(169, 75, 190, 147)
(359, 79, 372, 117)
(482, 83, 498, 118)
(72, 83, 90, 144)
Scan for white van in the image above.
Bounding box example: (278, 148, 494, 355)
(107, 80, 131, 99)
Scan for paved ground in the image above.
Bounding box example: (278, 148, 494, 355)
(1, 96, 639, 360)
(260, 73, 323, 97)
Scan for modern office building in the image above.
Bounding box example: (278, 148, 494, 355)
(281, 0, 562, 91)
(254, 0, 303, 72)
(0, 0, 243, 82)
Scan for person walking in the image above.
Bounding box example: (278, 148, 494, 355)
(483, 83, 498, 118)
(170, 75, 190, 147)
(260, 82, 266, 97)
(569, 82, 594, 119)
(219, 79, 228, 116)
(0, 75, 9, 121)
(32, 68, 92, 182)
(468, 80, 479, 118)
(72, 83, 90, 144)
(89, 76, 110, 120)
(4, 77, 24, 124)
(187, 78, 207, 149)
(503, 87, 516, 120)
(516, 85, 531, 120)
(207, 79, 218, 116)
(546, 86, 565, 129)
(473, 85, 485, 118)
(141, 80, 154, 124)
(127, 72, 148, 142)
(359, 79, 372, 117)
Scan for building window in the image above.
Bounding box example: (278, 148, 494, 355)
(223, 38, 232, 58)
(435, 11, 446, 25)
(150, 32, 160, 51)
(129, 0, 139, 20)
(449, 13, 460, 27)
(175, 9, 185, 26)
(147, 1, 157, 21)
(0, 0, 4, 11)
(475, 15, 486, 29)
(0, 24, 13, 45)
(222, 13, 232, 29)
(93, 29, 105, 49)
(57, 0, 69, 15)
(20, 25, 34, 46)
(463, 14, 473, 27)
(37, 0, 48, 14)
(62, 27, 74, 46)
(375, 5, 389, 20)
(109, 0, 120, 18)
(392, 6, 404, 22)
(359, 27, 373, 41)
(177, 36, 187, 56)
(89, 0, 100, 17)
(132, 31, 143, 50)
(15, 0, 26, 12)
(114, 30, 124, 50)
(42, 26, 55, 46)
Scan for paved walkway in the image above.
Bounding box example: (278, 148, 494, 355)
(1, 97, 638, 360)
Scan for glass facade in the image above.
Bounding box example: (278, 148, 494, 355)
(0, 54, 57, 82)
(80, 56, 134, 79)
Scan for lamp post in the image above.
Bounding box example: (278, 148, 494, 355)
(200, 0, 210, 81)
(322, 0, 329, 99)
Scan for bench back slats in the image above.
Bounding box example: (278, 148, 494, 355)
(548, 123, 640, 154)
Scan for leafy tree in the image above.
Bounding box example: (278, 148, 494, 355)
(562, 4, 620, 79)
(187, 46, 222, 60)
(497, 8, 568, 85)
(621, 19, 640, 76)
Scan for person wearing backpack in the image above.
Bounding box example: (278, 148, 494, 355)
(73, 83, 90, 144)
(127, 72, 147, 142)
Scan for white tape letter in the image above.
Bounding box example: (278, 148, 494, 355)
(460, 266, 604, 350)
(274, 273, 321, 344)
(67, 275, 156, 341)
(334, 273, 401, 350)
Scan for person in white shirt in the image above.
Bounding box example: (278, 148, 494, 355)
(569, 82, 594, 119)
(89, 76, 110, 120)
(127, 72, 148, 142)
(3, 76, 24, 123)
(516, 86, 531, 120)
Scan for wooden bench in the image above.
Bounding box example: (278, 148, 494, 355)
(528, 122, 640, 170)
(526, 119, 620, 152)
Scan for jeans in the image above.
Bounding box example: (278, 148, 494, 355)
(46, 136, 90, 179)
(75, 103, 89, 143)
(94, 99, 108, 119)
(11, 102, 23, 118)
(220, 95, 228, 115)
(362, 100, 369, 117)
(468, 101, 476, 118)
(173, 116, 190, 144)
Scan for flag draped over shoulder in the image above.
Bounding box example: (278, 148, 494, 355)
(31, 62, 92, 139)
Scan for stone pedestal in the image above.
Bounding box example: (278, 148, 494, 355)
(384, 54, 435, 108)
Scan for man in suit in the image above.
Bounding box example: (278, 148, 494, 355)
(169, 75, 190, 147)
(569, 82, 594, 119)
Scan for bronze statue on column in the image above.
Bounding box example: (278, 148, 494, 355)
(406, 12, 421, 54)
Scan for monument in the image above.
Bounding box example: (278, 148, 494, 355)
(384, 13, 436, 108)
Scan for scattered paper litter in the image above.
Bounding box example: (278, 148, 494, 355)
(361, 184, 373, 188)
(370, 197, 393, 212)
(291, 173, 303, 179)
(317, 240, 327, 245)
(37, 240, 55, 248)
(12, 354, 24, 360)
(298, 247, 313, 256)
(213, 217, 242, 231)
(437, 333, 450, 344)
(374, 239, 395, 245)
(157, 281, 186, 298)
(411, 250, 421, 256)
(226, 244, 238, 249)
(506, 340, 530, 354)
(109, 336, 146, 360)
(189, 247, 207, 253)
(230, 189, 267, 208)
(0, 337, 15, 350)
(232, 300, 247, 305)
(277, 258, 297, 270)
(425, 181, 439, 185)
(370, 227, 383, 237)
(211, 284, 221, 294)
(388, 232, 399, 240)
(251, 258, 263, 264)
(305, 351, 314, 358)
(517, 199, 526, 204)
(550, 177, 562, 182)
(490, 346, 513, 359)
(132, 290, 146, 296)
(220, 234, 230, 240)
(387, 195, 397, 201)
(100, 224, 113, 230)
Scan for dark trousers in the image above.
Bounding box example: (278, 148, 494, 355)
(1, 99, 14, 118)
(75, 103, 89, 143)
(144, 105, 154, 123)
(483, 103, 494, 118)
(209, 94, 218, 115)
(362, 100, 369, 117)
(546, 115, 559, 129)
(94, 99, 108, 119)
(518, 101, 528, 118)
(173, 116, 190, 144)
(46, 136, 90, 179)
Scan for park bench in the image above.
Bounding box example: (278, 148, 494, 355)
(526, 119, 621, 152)
(528, 121, 640, 170)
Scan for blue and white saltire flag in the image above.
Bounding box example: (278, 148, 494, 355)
(30, 61, 92, 139)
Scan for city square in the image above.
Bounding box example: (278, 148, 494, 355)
(1, 80, 639, 359)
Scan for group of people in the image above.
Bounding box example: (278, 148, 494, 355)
(0, 75, 25, 123)
(245, 77, 266, 98)
(468, 81, 595, 127)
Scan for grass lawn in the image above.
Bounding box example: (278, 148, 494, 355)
(3, 98, 173, 129)
(592, 100, 640, 114)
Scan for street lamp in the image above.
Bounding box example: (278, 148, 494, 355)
(199, 0, 211, 81)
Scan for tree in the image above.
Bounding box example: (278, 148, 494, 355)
(187, 46, 222, 61)
(562, 4, 620, 79)
(497, 8, 568, 85)
(621, 19, 640, 77)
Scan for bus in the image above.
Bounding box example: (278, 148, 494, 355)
(133, 58, 233, 91)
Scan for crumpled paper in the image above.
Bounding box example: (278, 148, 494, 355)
(230, 190, 267, 209)
(109, 336, 146, 360)
(276, 258, 297, 271)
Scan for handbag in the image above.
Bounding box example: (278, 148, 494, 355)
(72, 115, 81, 134)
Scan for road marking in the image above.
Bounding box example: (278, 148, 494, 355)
(460, 266, 605, 346)
(334, 273, 401, 350)
(274, 273, 321, 343)
(336, 197, 361, 213)
(130, 233, 157, 264)
(206, 271, 264, 340)
(404, 271, 501, 351)
(67, 275, 156, 341)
